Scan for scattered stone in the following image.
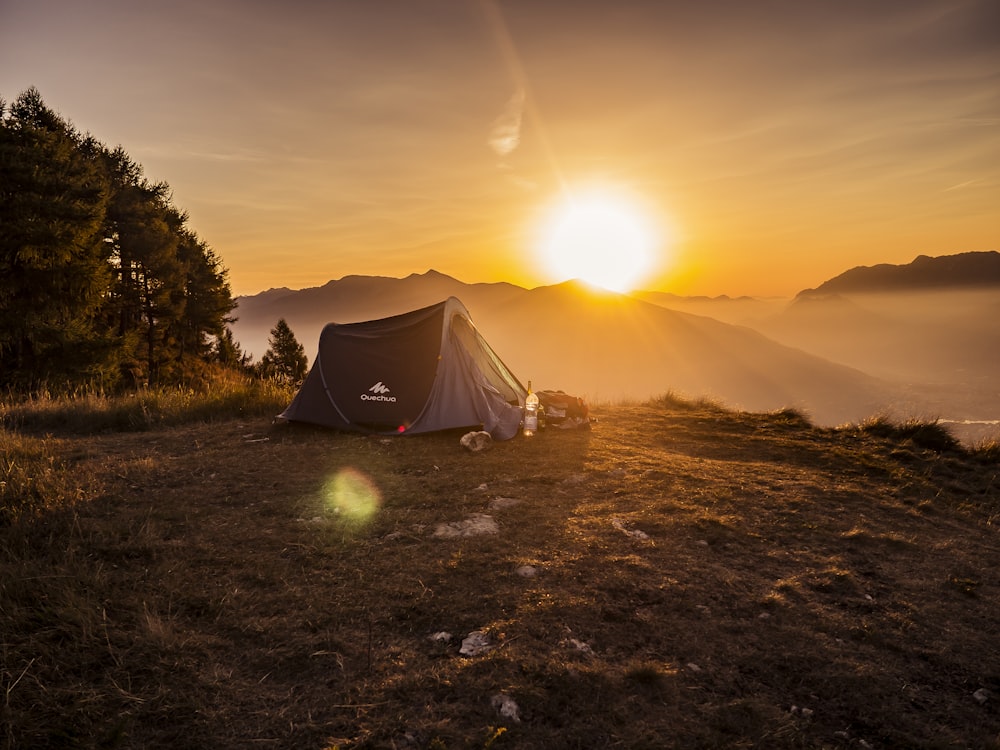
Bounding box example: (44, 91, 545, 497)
(460, 430, 493, 452)
(459, 630, 494, 657)
(974, 688, 992, 705)
(429, 632, 452, 644)
(686, 663, 702, 673)
(695, 605, 711, 615)
(696, 540, 710, 546)
(491, 693, 521, 722)
(475, 483, 489, 491)
(612, 518, 649, 540)
(515, 565, 538, 578)
(568, 638, 594, 656)
(489, 496, 521, 510)
(433, 514, 500, 538)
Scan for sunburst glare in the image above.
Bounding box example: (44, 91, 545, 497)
(536, 186, 668, 293)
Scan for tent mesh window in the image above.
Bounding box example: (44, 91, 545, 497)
(449, 312, 524, 405)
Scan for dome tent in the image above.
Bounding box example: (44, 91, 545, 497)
(278, 297, 527, 439)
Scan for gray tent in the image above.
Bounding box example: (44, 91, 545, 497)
(278, 297, 527, 439)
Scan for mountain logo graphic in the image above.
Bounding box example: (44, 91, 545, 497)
(361, 381, 396, 402)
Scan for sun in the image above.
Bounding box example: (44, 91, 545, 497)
(536, 187, 663, 293)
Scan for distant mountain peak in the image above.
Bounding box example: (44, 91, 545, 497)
(800, 250, 1000, 296)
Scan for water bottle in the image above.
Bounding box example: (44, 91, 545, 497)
(523, 381, 539, 437)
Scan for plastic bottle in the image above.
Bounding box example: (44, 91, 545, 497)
(523, 381, 539, 437)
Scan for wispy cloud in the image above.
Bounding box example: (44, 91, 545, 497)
(488, 88, 525, 158)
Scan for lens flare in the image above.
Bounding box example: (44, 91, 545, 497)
(322, 468, 381, 527)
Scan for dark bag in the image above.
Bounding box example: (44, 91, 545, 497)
(536, 390, 590, 428)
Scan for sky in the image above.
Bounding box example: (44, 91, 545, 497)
(2, 0, 998, 298)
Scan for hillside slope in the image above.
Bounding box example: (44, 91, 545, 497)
(2, 402, 998, 748)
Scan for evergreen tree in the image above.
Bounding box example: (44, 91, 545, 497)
(0, 89, 120, 387)
(0, 88, 236, 390)
(100, 148, 185, 385)
(258, 319, 307, 383)
(175, 232, 235, 366)
(214, 327, 252, 371)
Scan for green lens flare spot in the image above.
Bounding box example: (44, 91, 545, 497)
(323, 468, 381, 526)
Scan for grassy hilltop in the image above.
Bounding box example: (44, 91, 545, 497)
(2, 393, 999, 749)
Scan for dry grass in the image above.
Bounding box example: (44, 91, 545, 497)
(1, 398, 999, 749)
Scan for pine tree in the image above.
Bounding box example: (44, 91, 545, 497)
(0, 88, 115, 387)
(214, 327, 252, 372)
(0, 88, 236, 390)
(258, 319, 307, 383)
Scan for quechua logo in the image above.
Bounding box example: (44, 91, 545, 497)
(361, 381, 396, 402)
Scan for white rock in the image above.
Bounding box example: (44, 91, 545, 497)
(515, 565, 538, 578)
(974, 688, 992, 705)
(429, 632, 452, 643)
(569, 638, 594, 656)
(686, 663, 702, 673)
(612, 518, 649, 540)
(459, 630, 494, 657)
(491, 693, 521, 722)
(460, 430, 493, 452)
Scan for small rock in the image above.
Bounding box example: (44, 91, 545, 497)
(475, 483, 488, 491)
(974, 688, 992, 705)
(491, 693, 521, 722)
(460, 430, 493, 452)
(433, 514, 499, 538)
(515, 565, 538, 578)
(459, 630, 494, 657)
(489, 496, 521, 510)
(757, 612, 771, 620)
(429, 632, 452, 643)
(686, 663, 702, 673)
(569, 638, 594, 656)
(612, 518, 649, 540)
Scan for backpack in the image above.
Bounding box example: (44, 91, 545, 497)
(536, 390, 590, 428)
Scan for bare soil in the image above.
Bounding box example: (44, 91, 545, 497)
(2, 402, 999, 749)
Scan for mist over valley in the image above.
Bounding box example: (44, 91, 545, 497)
(231, 252, 1000, 443)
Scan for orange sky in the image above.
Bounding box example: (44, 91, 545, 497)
(2, 0, 997, 298)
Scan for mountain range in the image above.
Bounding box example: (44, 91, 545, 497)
(230, 251, 1000, 441)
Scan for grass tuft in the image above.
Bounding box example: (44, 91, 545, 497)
(853, 414, 962, 453)
(1, 373, 295, 435)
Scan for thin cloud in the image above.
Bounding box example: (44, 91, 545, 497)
(489, 88, 525, 157)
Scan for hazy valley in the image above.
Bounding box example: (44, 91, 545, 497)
(231, 252, 1000, 443)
